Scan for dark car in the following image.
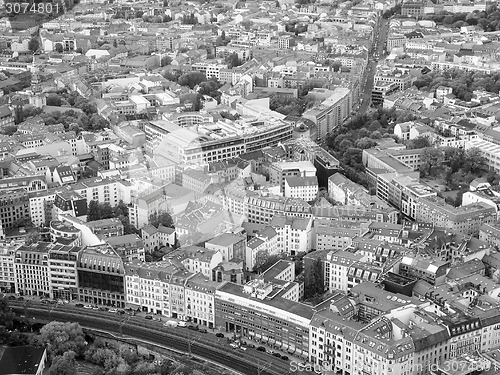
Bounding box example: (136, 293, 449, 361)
(118, 310, 126, 315)
(199, 328, 207, 334)
(41, 300, 50, 305)
(215, 333, 224, 338)
(257, 346, 266, 352)
(281, 356, 289, 361)
(145, 315, 153, 320)
(187, 325, 198, 331)
(8, 296, 16, 300)
(75, 303, 84, 308)
(98, 307, 108, 312)
(272, 353, 281, 358)
(17, 297, 24, 301)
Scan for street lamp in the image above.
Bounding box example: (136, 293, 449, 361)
(187, 329, 197, 357)
(48, 303, 57, 321)
(119, 316, 131, 336)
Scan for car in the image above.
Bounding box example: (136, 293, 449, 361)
(108, 308, 118, 313)
(272, 353, 281, 358)
(98, 307, 108, 312)
(8, 296, 15, 300)
(41, 300, 50, 305)
(145, 315, 153, 320)
(75, 303, 84, 308)
(187, 324, 198, 331)
(17, 297, 24, 301)
(215, 333, 224, 338)
(281, 356, 289, 361)
(118, 310, 126, 315)
(199, 328, 207, 334)
(57, 300, 64, 305)
(92, 305, 99, 310)
(163, 320, 177, 327)
(257, 346, 266, 352)
(83, 305, 93, 309)
(177, 321, 187, 327)
(239, 346, 247, 351)
(230, 343, 239, 349)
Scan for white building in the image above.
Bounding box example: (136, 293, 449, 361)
(269, 215, 313, 255)
(284, 176, 318, 201)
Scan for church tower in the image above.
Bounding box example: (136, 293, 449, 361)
(29, 58, 46, 108)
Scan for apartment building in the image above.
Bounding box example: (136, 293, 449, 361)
(284, 176, 318, 201)
(415, 197, 496, 236)
(48, 243, 81, 301)
(270, 215, 313, 255)
(0, 242, 20, 293)
(141, 224, 176, 252)
(269, 161, 317, 193)
(53, 190, 88, 221)
(302, 87, 351, 141)
(399, 255, 449, 285)
(315, 221, 369, 251)
(245, 226, 278, 271)
(0, 189, 30, 230)
(29, 188, 58, 227)
(185, 273, 220, 328)
(246, 193, 312, 224)
(205, 233, 246, 263)
(215, 280, 312, 358)
(77, 244, 126, 308)
(320, 250, 365, 292)
(14, 243, 50, 297)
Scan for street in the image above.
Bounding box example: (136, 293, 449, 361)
(10, 302, 314, 375)
(359, 17, 390, 115)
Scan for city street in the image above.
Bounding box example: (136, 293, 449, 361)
(10, 301, 314, 375)
(359, 17, 390, 114)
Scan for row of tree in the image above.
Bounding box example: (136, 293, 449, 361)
(414, 69, 500, 102)
(423, 5, 500, 32)
(325, 108, 418, 188)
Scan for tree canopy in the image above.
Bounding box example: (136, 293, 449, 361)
(40, 321, 87, 359)
(413, 69, 500, 101)
(149, 211, 174, 228)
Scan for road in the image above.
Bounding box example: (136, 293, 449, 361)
(359, 17, 390, 115)
(11, 302, 312, 375)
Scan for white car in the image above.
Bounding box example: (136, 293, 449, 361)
(108, 308, 118, 313)
(177, 321, 187, 327)
(83, 304, 93, 309)
(164, 320, 177, 327)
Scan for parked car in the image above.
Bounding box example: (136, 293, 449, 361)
(8, 296, 15, 300)
(177, 321, 187, 327)
(41, 300, 50, 305)
(230, 343, 239, 349)
(118, 310, 126, 315)
(199, 328, 207, 333)
(257, 346, 266, 352)
(17, 297, 24, 301)
(108, 308, 118, 313)
(187, 324, 198, 331)
(145, 315, 153, 320)
(272, 353, 281, 358)
(75, 303, 84, 308)
(239, 346, 247, 351)
(163, 320, 177, 327)
(92, 305, 99, 310)
(98, 307, 108, 312)
(83, 305, 93, 309)
(215, 333, 224, 338)
(281, 356, 289, 361)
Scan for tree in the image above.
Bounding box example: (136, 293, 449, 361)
(40, 322, 86, 359)
(87, 200, 100, 222)
(225, 53, 242, 69)
(161, 56, 172, 67)
(407, 136, 431, 149)
(149, 211, 174, 228)
(0, 296, 14, 329)
(253, 251, 287, 273)
(54, 43, 64, 53)
(46, 93, 62, 106)
(463, 147, 486, 174)
(28, 37, 39, 52)
(304, 258, 324, 299)
(178, 72, 207, 89)
(421, 148, 444, 177)
(50, 351, 77, 375)
(1, 125, 17, 136)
